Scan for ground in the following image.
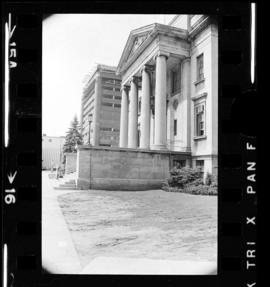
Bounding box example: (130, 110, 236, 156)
(58, 188, 217, 269)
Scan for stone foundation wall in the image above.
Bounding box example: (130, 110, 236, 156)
(64, 153, 77, 174)
(76, 146, 191, 190)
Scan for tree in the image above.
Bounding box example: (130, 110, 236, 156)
(63, 115, 83, 154)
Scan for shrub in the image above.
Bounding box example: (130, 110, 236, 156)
(165, 167, 202, 189)
(162, 167, 217, 196)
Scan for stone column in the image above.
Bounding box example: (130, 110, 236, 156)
(92, 72, 101, 146)
(182, 57, 191, 152)
(128, 77, 138, 148)
(140, 66, 151, 149)
(153, 51, 169, 150)
(119, 85, 129, 148)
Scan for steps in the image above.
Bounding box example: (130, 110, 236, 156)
(53, 178, 78, 190)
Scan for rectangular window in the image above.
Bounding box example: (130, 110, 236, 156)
(100, 127, 112, 131)
(173, 159, 185, 168)
(196, 160, 204, 176)
(114, 104, 121, 108)
(103, 94, 113, 99)
(171, 68, 181, 94)
(102, 102, 113, 107)
(114, 96, 121, 100)
(173, 119, 177, 136)
(197, 54, 204, 81)
(195, 103, 205, 136)
(103, 86, 114, 91)
(115, 88, 121, 92)
(138, 98, 141, 114)
(102, 78, 115, 84)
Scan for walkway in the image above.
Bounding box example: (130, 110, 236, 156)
(42, 171, 82, 274)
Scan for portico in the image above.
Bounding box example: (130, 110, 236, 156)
(117, 23, 191, 151)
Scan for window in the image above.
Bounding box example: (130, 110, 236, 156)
(173, 160, 186, 168)
(102, 78, 115, 84)
(138, 98, 141, 114)
(103, 86, 114, 91)
(196, 160, 204, 176)
(114, 96, 121, 100)
(114, 104, 121, 108)
(171, 68, 181, 94)
(100, 127, 112, 131)
(102, 102, 113, 107)
(173, 119, 177, 136)
(195, 103, 205, 136)
(103, 94, 113, 99)
(197, 54, 204, 81)
(115, 88, 121, 92)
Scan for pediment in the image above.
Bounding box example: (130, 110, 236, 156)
(117, 23, 189, 76)
(117, 24, 156, 74)
(126, 32, 151, 62)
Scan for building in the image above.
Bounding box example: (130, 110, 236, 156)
(117, 14, 218, 178)
(76, 14, 218, 190)
(42, 134, 65, 170)
(81, 64, 122, 147)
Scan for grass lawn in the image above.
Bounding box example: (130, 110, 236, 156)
(58, 189, 217, 268)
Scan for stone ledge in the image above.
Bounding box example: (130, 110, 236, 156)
(77, 145, 191, 156)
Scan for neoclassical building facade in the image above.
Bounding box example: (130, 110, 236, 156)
(117, 14, 218, 178)
(76, 14, 218, 190)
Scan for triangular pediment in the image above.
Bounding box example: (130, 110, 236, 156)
(117, 23, 189, 75)
(117, 23, 157, 73)
(126, 32, 151, 62)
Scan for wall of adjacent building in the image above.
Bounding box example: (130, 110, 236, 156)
(99, 71, 122, 147)
(42, 135, 65, 170)
(64, 153, 77, 174)
(81, 68, 122, 147)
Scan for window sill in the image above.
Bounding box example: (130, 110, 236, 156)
(193, 135, 207, 141)
(194, 78, 205, 86)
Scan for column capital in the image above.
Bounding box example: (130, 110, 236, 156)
(181, 56, 191, 65)
(121, 85, 130, 93)
(129, 76, 140, 86)
(140, 64, 155, 75)
(154, 51, 170, 61)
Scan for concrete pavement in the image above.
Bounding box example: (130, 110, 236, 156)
(42, 171, 82, 274)
(42, 171, 217, 275)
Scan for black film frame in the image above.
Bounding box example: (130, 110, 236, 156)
(2, 1, 260, 286)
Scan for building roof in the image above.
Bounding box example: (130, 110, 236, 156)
(84, 64, 117, 88)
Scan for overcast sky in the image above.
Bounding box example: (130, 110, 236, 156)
(42, 14, 176, 137)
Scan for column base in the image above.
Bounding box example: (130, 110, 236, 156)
(151, 144, 168, 151)
(139, 144, 150, 150)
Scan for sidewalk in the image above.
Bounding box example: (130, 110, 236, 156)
(81, 257, 217, 275)
(42, 171, 82, 274)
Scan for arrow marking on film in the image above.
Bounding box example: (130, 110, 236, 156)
(7, 171, 17, 184)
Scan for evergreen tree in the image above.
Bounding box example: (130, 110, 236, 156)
(63, 115, 83, 154)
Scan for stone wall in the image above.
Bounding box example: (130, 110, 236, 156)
(76, 146, 191, 190)
(64, 153, 77, 174)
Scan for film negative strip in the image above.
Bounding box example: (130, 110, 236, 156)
(2, 1, 260, 286)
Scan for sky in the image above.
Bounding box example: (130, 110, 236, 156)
(42, 14, 176, 137)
